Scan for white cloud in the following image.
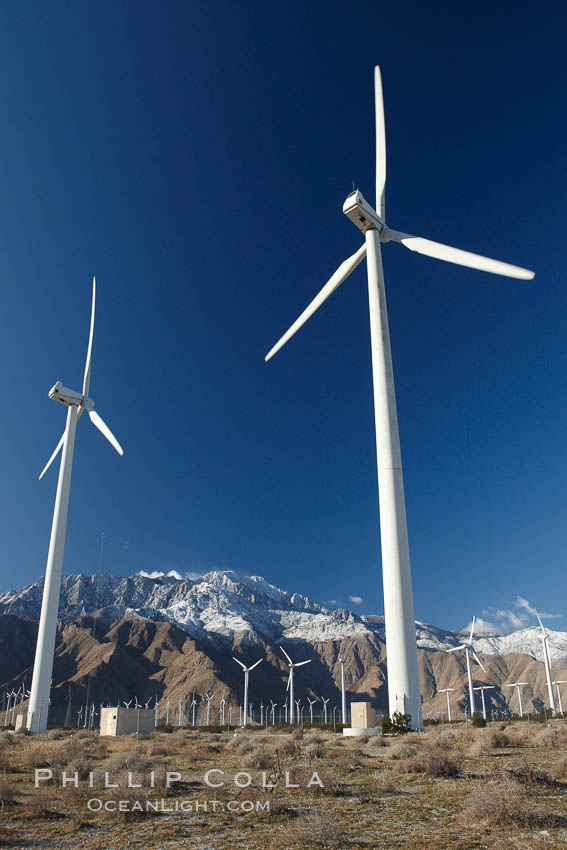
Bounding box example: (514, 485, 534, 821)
(466, 617, 503, 634)
(348, 596, 363, 605)
(479, 596, 563, 634)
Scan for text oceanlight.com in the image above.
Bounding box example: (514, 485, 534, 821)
(86, 798, 271, 813)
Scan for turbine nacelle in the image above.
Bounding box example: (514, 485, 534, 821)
(343, 190, 384, 234)
(48, 381, 89, 408)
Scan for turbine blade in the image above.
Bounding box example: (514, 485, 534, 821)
(232, 657, 246, 670)
(447, 645, 467, 652)
(286, 675, 291, 692)
(264, 244, 367, 362)
(82, 276, 96, 398)
(535, 609, 546, 634)
(39, 433, 65, 480)
(295, 660, 311, 667)
(374, 65, 386, 220)
(472, 650, 487, 672)
(249, 659, 262, 671)
(387, 230, 534, 280)
(469, 616, 476, 644)
(88, 410, 123, 456)
(280, 647, 293, 665)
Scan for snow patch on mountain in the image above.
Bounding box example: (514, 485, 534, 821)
(1, 570, 566, 660)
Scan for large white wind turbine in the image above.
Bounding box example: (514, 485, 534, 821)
(233, 656, 262, 727)
(446, 616, 487, 718)
(280, 646, 311, 723)
(27, 278, 123, 734)
(535, 610, 556, 714)
(264, 67, 534, 731)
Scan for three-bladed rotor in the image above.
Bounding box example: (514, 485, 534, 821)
(265, 66, 534, 365)
(39, 277, 123, 480)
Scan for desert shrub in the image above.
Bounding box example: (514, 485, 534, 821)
(155, 724, 174, 734)
(304, 742, 326, 761)
(289, 811, 344, 847)
(22, 743, 51, 769)
(46, 729, 65, 740)
(534, 727, 556, 748)
(382, 712, 412, 735)
(463, 777, 554, 826)
(276, 739, 299, 757)
(291, 727, 304, 741)
(369, 734, 387, 747)
(400, 750, 459, 778)
(24, 789, 55, 819)
(467, 738, 489, 758)
(551, 756, 567, 780)
(388, 740, 415, 761)
(506, 761, 559, 787)
(235, 736, 254, 753)
(104, 748, 152, 774)
(287, 765, 341, 797)
(432, 729, 457, 749)
(64, 756, 93, 780)
(76, 729, 91, 740)
(147, 739, 175, 757)
(471, 714, 486, 728)
(0, 774, 15, 805)
(243, 746, 275, 770)
(487, 730, 510, 749)
(337, 748, 364, 768)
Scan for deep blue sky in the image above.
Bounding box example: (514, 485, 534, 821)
(1, 1, 565, 633)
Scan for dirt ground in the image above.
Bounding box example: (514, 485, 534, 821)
(1, 719, 567, 849)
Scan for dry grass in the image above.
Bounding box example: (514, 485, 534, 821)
(398, 749, 460, 777)
(288, 810, 345, 847)
(2, 722, 567, 848)
(463, 776, 556, 826)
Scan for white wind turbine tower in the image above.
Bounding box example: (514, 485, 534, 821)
(280, 647, 311, 723)
(321, 696, 330, 724)
(264, 67, 534, 731)
(338, 657, 347, 724)
(233, 656, 262, 727)
(446, 617, 487, 718)
(27, 278, 123, 733)
(552, 681, 567, 716)
(438, 687, 455, 723)
(505, 682, 528, 718)
(535, 610, 556, 715)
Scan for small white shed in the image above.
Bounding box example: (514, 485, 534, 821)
(100, 707, 155, 736)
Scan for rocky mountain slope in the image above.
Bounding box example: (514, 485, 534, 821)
(1, 570, 566, 724)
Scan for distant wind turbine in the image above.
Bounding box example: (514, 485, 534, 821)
(552, 680, 567, 716)
(280, 647, 311, 724)
(233, 656, 262, 727)
(473, 685, 494, 721)
(446, 616, 487, 718)
(27, 278, 123, 733)
(505, 682, 528, 718)
(264, 67, 534, 730)
(438, 687, 455, 723)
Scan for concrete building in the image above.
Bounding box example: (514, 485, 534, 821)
(100, 706, 155, 737)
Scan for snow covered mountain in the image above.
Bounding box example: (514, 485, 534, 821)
(1, 569, 566, 662)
